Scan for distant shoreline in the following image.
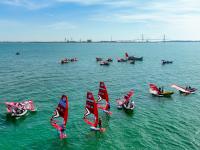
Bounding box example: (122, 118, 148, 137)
(0, 40, 200, 43)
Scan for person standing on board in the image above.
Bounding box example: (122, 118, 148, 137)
(107, 102, 110, 110)
(60, 124, 65, 133)
(98, 118, 102, 129)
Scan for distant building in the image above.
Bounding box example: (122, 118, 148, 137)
(87, 39, 92, 43)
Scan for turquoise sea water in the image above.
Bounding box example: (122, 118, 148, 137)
(0, 42, 200, 150)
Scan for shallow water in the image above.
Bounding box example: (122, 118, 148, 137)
(0, 42, 200, 150)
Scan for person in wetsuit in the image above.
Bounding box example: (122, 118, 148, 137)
(126, 101, 130, 107)
(98, 118, 102, 129)
(60, 124, 65, 133)
(16, 103, 24, 114)
(158, 87, 161, 93)
(161, 86, 164, 93)
(108, 102, 110, 109)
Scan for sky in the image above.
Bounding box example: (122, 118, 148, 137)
(0, 0, 200, 41)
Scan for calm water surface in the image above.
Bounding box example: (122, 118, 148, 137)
(0, 42, 200, 150)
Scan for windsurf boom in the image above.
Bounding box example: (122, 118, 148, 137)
(50, 95, 68, 139)
(97, 82, 112, 115)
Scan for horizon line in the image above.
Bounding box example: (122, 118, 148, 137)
(0, 40, 200, 43)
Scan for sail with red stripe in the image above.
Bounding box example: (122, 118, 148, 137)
(123, 89, 134, 104)
(83, 92, 98, 128)
(50, 95, 68, 135)
(171, 84, 197, 94)
(97, 82, 111, 114)
(149, 83, 160, 95)
(116, 89, 134, 106)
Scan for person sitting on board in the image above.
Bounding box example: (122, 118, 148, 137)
(130, 101, 133, 108)
(98, 118, 102, 129)
(158, 87, 162, 94)
(11, 106, 17, 114)
(16, 103, 24, 114)
(161, 87, 164, 93)
(126, 101, 130, 107)
(16, 108, 22, 114)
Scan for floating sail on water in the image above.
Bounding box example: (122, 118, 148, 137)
(5, 100, 36, 117)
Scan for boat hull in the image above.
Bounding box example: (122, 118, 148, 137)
(123, 102, 135, 111)
(151, 91, 174, 97)
(90, 126, 106, 132)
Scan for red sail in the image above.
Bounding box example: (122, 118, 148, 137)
(83, 92, 98, 127)
(5, 100, 36, 113)
(123, 89, 134, 104)
(171, 84, 190, 93)
(51, 95, 69, 131)
(116, 89, 134, 106)
(97, 82, 110, 111)
(149, 83, 160, 94)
